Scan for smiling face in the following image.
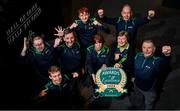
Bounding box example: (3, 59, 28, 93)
(63, 32, 75, 48)
(142, 41, 156, 58)
(48, 66, 62, 85)
(121, 5, 132, 21)
(117, 35, 128, 47)
(49, 71, 62, 85)
(79, 12, 90, 23)
(78, 7, 90, 23)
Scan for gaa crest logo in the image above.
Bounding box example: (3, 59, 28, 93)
(96, 67, 127, 97)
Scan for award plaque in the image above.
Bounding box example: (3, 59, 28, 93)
(95, 67, 127, 97)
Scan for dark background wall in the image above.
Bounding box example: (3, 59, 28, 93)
(0, 0, 180, 109)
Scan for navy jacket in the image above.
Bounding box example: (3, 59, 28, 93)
(18, 41, 57, 82)
(57, 42, 83, 78)
(98, 16, 150, 46)
(86, 45, 110, 75)
(111, 43, 134, 77)
(44, 74, 70, 98)
(134, 52, 170, 91)
(73, 18, 110, 49)
(42, 74, 71, 108)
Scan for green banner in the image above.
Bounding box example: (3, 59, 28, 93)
(96, 67, 127, 97)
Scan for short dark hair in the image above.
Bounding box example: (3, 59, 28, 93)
(142, 38, 156, 47)
(93, 34, 105, 44)
(78, 7, 90, 14)
(29, 32, 44, 43)
(63, 28, 77, 39)
(48, 66, 61, 75)
(64, 28, 74, 35)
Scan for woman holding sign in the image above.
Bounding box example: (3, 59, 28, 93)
(86, 34, 110, 89)
(111, 31, 135, 93)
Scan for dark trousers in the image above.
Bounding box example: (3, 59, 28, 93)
(130, 84, 156, 110)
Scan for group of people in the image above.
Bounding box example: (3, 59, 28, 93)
(18, 4, 172, 110)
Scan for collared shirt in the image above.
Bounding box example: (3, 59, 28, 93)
(86, 45, 110, 75)
(74, 18, 110, 49)
(134, 52, 162, 91)
(111, 43, 134, 76)
(98, 16, 150, 46)
(117, 43, 129, 53)
(43, 74, 70, 98)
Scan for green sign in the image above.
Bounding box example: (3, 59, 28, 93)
(96, 67, 127, 97)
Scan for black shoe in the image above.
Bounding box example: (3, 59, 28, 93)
(93, 92, 100, 99)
